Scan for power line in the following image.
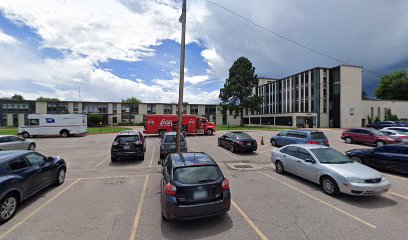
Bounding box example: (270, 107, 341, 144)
(206, 0, 384, 77)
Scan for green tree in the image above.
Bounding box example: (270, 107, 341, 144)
(219, 56, 263, 126)
(87, 114, 104, 126)
(375, 70, 408, 100)
(122, 97, 142, 104)
(36, 97, 60, 102)
(0, 94, 25, 101)
(384, 108, 399, 121)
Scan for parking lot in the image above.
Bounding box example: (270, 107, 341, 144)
(1, 129, 408, 240)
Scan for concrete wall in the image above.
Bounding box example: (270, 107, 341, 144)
(18, 114, 25, 126)
(361, 100, 408, 122)
(339, 66, 363, 128)
(198, 105, 205, 116)
(108, 103, 113, 114)
(35, 102, 47, 114)
(156, 104, 164, 114)
(139, 104, 147, 115)
(135, 114, 144, 123)
(227, 115, 241, 125)
(68, 102, 74, 113)
(319, 113, 329, 128)
(7, 114, 12, 126)
(107, 115, 120, 126)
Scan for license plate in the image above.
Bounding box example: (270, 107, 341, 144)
(123, 145, 130, 150)
(193, 190, 208, 200)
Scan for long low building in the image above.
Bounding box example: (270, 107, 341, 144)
(245, 65, 408, 128)
(0, 101, 241, 127)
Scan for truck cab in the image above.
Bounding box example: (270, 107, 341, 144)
(197, 117, 216, 135)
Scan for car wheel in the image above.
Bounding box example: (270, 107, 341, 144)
(229, 144, 235, 153)
(351, 156, 362, 163)
(218, 140, 222, 146)
(271, 139, 277, 147)
(0, 194, 18, 223)
(55, 168, 66, 186)
(206, 129, 213, 135)
(376, 140, 385, 147)
(275, 161, 284, 174)
(345, 137, 353, 144)
(28, 143, 36, 150)
(22, 132, 30, 138)
(140, 152, 145, 161)
(60, 131, 69, 138)
(321, 177, 339, 196)
(111, 157, 117, 162)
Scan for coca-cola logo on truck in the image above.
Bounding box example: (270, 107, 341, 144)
(160, 119, 172, 126)
(147, 119, 154, 125)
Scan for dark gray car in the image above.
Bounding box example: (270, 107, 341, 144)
(160, 132, 187, 158)
(0, 135, 36, 151)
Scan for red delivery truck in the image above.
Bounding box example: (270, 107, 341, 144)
(144, 114, 216, 136)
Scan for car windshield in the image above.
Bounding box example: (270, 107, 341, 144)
(394, 130, 408, 135)
(370, 129, 386, 136)
(234, 133, 251, 139)
(310, 132, 327, 140)
(310, 148, 353, 164)
(164, 135, 185, 143)
(173, 166, 222, 184)
(116, 135, 139, 144)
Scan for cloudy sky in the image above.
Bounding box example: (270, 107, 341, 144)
(0, 0, 407, 103)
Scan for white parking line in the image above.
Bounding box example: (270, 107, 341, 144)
(211, 145, 240, 161)
(382, 173, 408, 182)
(129, 175, 149, 240)
(258, 171, 377, 229)
(232, 200, 268, 240)
(389, 191, 408, 201)
(148, 146, 156, 167)
(92, 154, 110, 170)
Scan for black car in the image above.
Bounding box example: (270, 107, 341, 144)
(366, 121, 399, 129)
(346, 145, 408, 174)
(158, 152, 231, 221)
(218, 132, 258, 152)
(0, 150, 66, 223)
(111, 130, 146, 162)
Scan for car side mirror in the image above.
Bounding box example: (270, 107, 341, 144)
(305, 158, 315, 164)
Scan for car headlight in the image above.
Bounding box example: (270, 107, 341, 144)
(347, 177, 365, 183)
(381, 176, 386, 182)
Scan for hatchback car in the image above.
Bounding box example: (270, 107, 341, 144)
(342, 128, 402, 147)
(158, 152, 231, 220)
(0, 135, 36, 151)
(111, 130, 146, 162)
(271, 144, 390, 196)
(160, 132, 188, 158)
(218, 132, 257, 152)
(346, 145, 408, 175)
(380, 129, 408, 142)
(0, 150, 66, 223)
(270, 130, 329, 147)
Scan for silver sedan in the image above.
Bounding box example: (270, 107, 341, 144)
(0, 135, 36, 151)
(271, 144, 391, 196)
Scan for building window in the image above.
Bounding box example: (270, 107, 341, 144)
(113, 117, 117, 124)
(1, 102, 33, 113)
(112, 104, 117, 115)
(47, 102, 68, 114)
(164, 105, 172, 114)
(147, 104, 156, 114)
(83, 103, 107, 114)
(121, 104, 138, 114)
(73, 103, 79, 113)
(323, 101, 327, 113)
(190, 105, 198, 115)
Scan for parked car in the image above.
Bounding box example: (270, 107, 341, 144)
(160, 132, 187, 158)
(395, 121, 408, 126)
(380, 129, 408, 142)
(341, 128, 402, 147)
(346, 145, 408, 175)
(111, 130, 146, 162)
(270, 130, 329, 147)
(0, 135, 36, 151)
(0, 150, 66, 223)
(218, 132, 257, 152)
(366, 121, 399, 129)
(158, 152, 230, 220)
(383, 126, 408, 133)
(271, 144, 391, 196)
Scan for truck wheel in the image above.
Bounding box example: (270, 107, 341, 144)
(22, 132, 30, 138)
(60, 130, 69, 138)
(206, 129, 213, 135)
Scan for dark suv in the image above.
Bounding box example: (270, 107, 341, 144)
(341, 128, 402, 147)
(158, 152, 231, 221)
(111, 130, 146, 162)
(366, 121, 399, 129)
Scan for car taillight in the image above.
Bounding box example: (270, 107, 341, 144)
(323, 140, 329, 145)
(222, 179, 229, 190)
(112, 141, 118, 146)
(307, 141, 319, 144)
(165, 183, 177, 196)
(135, 141, 143, 145)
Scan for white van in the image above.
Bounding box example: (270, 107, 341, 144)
(18, 114, 88, 138)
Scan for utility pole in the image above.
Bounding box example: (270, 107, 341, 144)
(176, 0, 187, 153)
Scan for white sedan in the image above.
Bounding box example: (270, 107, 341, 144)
(271, 144, 391, 196)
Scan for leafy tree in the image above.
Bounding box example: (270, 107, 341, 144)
(122, 97, 142, 104)
(0, 94, 25, 101)
(374, 116, 381, 123)
(87, 114, 104, 127)
(384, 108, 399, 121)
(375, 70, 408, 100)
(36, 97, 60, 102)
(219, 56, 263, 126)
(367, 115, 373, 124)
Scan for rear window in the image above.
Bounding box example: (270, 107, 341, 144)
(173, 166, 222, 184)
(310, 132, 327, 140)
(234, 133, 251, 139)
(116, 135, 139, 144)
(164, 135, 185, 143)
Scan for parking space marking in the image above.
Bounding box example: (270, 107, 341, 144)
(66, 174, 160, 181)
(389, 191, 408, 200)
(92, 154, 110, 170)
(210, 145, 239, 161)
(383, 173, 408, 182)
(0, 179, 81, 240)
(129, 175, 149, 240)
(148, 146, 156, 167)
(231, 200, 268, 240)
(258, 171, 377, 229)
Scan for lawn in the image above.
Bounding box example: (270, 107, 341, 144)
(0, 127, 133, 136)
(216, 125, 293, 131)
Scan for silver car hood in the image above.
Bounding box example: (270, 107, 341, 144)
(322, 162, 382, 179)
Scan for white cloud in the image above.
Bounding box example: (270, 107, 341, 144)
(0, 29, 17, 44)
(169, 60, 176, 64)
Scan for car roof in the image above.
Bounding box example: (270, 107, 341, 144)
(229, 131, 248, 134)
(0, 135, 16, 138)
(288, 130, 322, 133)
(0, 150, 30, 163)
(164, 132, 177, 136)
(170, 152, 217, 168)
(282, 144, 330, 150)
(117, 130, 142, 136)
